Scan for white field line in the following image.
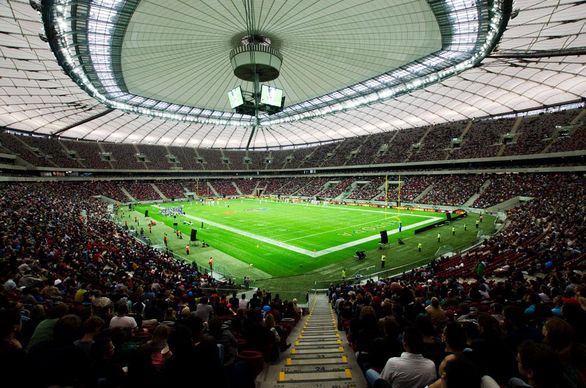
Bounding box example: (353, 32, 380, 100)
(154, 205, 440, 258)
(282, 217, 398, 243)
(240, 198, 433, 218)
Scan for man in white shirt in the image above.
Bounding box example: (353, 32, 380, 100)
(366, 327, 437, 388)
(109, 302, 138, 331)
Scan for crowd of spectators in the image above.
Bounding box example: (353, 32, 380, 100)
(0, 132, 50, 167)
(137, 144, 174, 170)
(472, 174, 551, 208)
(87, 181, 129, 203)
(329, 173, 585, 388)
(125, 182, 161, 202)
(166, 146, 199, 170)
(0, 170, 583, 387)
(374, 176, 437, 202)
(0, 182, 303, 387)
(549, 125, 586, 153)
(297, 143, 339, 168)
(347, 177, 385, 201)
(261, 178, 288, 195)
(319, 178, 354, 198)
(155, 181, 186, 200)
(101, 143, 145, 170)
(322, 138, 364, 167)
(295, 177, 330, 197)
(196, 148, 226, 170)
(61, 139, 112, 169)
(352, 135, 391, 166)
(378, 127, 428, 164)
(234, 179, 259, 195)
(248, 151, 270, 171)
(1, 109, 582, 172)
(210, 180, 238, 197)
(223, 151, 247, 170)
(419, 175, 486, 206)
(272, 177, 312, 196)
(451, 119, 515, 160)
(410, 123, 466, 162)
(20, 135, 82, 169)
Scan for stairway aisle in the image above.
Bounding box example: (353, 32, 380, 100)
(259, 293, 367, 387)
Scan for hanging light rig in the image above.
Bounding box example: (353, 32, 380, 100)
(229, 0, 284, 149)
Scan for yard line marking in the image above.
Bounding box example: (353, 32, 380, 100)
(240, 198, 434, 218)
(281, 217, 397, 243)
(155, 205, 440, 257)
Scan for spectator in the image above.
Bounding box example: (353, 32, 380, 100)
(366, 327, 437, 387)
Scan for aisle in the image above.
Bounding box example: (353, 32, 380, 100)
(259, 293, 367, 387)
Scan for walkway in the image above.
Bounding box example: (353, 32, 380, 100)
(259, 293, 367, 387)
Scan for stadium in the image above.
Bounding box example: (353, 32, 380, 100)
(0, 0, 584, 387)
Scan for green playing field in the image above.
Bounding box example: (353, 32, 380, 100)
(133, 198, 445, 276)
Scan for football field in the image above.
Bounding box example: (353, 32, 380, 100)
(132, 198, 446, 277)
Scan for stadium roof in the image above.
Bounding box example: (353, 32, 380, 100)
(0, 0, 584, 149)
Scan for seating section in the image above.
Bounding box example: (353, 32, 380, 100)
(378, 126, 427, 163)
(235, 179, 260, 195)
(101, 143, 145, 170)
(210, 180, 238, 196)
(155, 181, 185, 199)
(374, 175, 436, 202)
(0, 171, 584, 387)
(0, 132, 49, 166)
(419, 175, 486, 206)
(19, 135, 81, 168)
(409, 123, 466, 162)
(451, 119, 515, 159)
(196, 147, 226, 170)
(0, 182, 303, 387)
(167, 146, 199, 170)
(0, 108, 582, 171)
(295, 177, 330, 197)
(318, 178, 354, 198)
(125, 181, 161, 201)
(137, 144, 174, 170)
(473, 173, 550, 208)
(61, 139, 112, 169)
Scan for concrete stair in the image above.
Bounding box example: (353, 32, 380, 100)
(119, 186, 135, 202)
(259, 293, 366, 387)
(151, 183, 166, 200)
(413, 183, 435, 203)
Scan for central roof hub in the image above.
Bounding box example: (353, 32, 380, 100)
(230, 35, 282, 82)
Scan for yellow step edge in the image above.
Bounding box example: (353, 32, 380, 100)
(344, 368, 352, 378)
(295, 340, 299, 346)
(286, 358, 292, 365)
(291, 348, 296, 354)
(341, 355, 348, 363)
(338, 346, 344, 352)
(279, 371, 286, 381)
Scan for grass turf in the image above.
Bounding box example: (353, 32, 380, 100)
(119, 199, 496, 296)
